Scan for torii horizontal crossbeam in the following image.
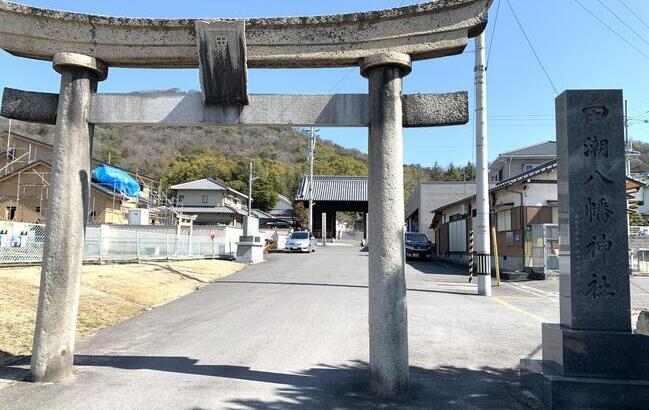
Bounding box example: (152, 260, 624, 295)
(1, 88, 468, 128)
(0, 0, 489, 68)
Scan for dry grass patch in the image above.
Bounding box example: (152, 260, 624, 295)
(0, 259, 245, 365)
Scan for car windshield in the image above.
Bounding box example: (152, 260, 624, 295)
(406, 233, 428, 242)
(290, 232, 309, 239)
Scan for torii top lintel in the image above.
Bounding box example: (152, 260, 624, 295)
(0, 0, 490, 69)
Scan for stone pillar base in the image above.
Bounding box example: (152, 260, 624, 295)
(520, 359, 649, 409)
(541, 323, 649, 379)
(236, 236, 264, 264)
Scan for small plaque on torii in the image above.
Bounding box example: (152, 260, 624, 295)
(195, 20, 249, 106)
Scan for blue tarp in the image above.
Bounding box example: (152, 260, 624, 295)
(92, 165, 141, 198)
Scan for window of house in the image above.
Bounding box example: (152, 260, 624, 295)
(6, 206, 16, 220)
(523, 164, 538, 172)
(177, 194, 184, 203)
(35, 206, 41, 213)
(498, 168, 504, 181)
(201, 195, 208, 204)
(497, 209, 512, 232)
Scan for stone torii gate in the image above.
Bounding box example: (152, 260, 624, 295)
(0, 0, 491, 395)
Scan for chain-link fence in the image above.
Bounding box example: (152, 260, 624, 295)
(0, 221, 236, 265)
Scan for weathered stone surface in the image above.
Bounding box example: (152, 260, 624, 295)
(521, 359, 649, 410)
(521, 90, 648, 409)
(31, 65, 96, 383)
(556, 90, 630, 332)
(1, 88, 58, 124)
(367, 56, 409, 396)
(402, 92, 468, 127)
(0, 0, 489, 68)
(542, 323, 649, 379)
(638, 310, 649, 335)
(2, 88, 469, 128)
(195, 21, 248, 106)
(53, 52, 108, 81)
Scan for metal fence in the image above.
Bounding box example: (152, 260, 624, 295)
(0, 221, 236, 265)
(531, 224, 560, 275)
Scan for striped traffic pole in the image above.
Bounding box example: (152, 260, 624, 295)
(468, 228, 474, 283)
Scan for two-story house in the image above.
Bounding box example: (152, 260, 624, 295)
(489, 140, 556, 182)
(170, 178, 250, 226)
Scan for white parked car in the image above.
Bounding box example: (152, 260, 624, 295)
(285, 231, 316, 253)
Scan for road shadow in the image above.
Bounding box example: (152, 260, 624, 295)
(408, 259, 470, 278)
(78, 357, 532, 409)
(214, 280, 477, 296)
(0, 356, 533, 409)
(0, 350, 23, 368)
(223, 362, 535, 409)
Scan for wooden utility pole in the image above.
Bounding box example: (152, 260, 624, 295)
(491, 226, 500, 286)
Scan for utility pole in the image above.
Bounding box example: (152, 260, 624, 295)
(308, 128, 316, 233)
(624, 99, 633, 176)
(474, 30, 492, 296)
(5, 119, 11, 175)
(248, 159, 253, 217)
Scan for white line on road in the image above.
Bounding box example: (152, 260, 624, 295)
(502, 282, 558, 298)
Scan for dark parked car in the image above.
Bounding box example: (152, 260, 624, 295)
(405, 232, 433, 260)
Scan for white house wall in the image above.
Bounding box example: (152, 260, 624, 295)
(177, 190, 226, 207)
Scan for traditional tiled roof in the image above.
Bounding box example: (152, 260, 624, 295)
(493, 160, 557, 189)
(170, 178, 228, 191)
(498, 141, 556, 157)
(170, 178, 248, 199)
(432, 159, 642, 215)
(170, 206, 242, 215)
(295, 175, 367, 202)
(432, 160, 558, 214)
(169, 205, 274, 219)
(249, 209, 274, 219)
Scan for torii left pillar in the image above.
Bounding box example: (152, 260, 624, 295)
(31, 53, 107, 382)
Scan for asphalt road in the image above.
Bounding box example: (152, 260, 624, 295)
(1, 246, 648, 409)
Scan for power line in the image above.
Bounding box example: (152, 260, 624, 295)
(328, 68, 354, 93)
(505, 0, 559, 95)
(597, 0, 649, 48)
(572, 0, 649, 61)
(617, 0, 649, 32)
(328, 0, 412, 93)
(486, 0, 502, 68)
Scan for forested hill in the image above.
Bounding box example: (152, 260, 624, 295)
(0, 116, 475, 210)
(630, 140, 649, 174)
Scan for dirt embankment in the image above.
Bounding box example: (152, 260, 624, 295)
(0, 259, 245, 365)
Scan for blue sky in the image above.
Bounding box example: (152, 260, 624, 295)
(1, 0, 649, 167)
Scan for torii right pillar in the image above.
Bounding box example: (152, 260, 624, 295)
(361, 53, 411, 396)
(520, 90, 649, 408)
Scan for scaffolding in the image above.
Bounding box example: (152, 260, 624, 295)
(0, 125, 175, 225)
